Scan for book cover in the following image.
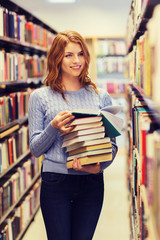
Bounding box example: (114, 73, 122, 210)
(67, 152, 112, 169)
(69, 142, 112, 156)
(63, 126, 105, 142)
(62, 120, 103, 134)
(62, 132, 105, 148)
(65, 137, 110, 152)
(69, 115, 102, 125)
(67, 147, 112, 161)
(71, 105, 123, 138)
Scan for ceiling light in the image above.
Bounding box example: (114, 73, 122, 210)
(47, 0, 76, 3)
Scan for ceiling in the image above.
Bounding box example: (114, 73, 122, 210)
(12, 0, 131, 37)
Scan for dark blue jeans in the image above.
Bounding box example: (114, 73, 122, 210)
(40, 171, 104, 240)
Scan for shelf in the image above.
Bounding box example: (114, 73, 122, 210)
(16, 204, 40, 240)
(128, 0, 160, 53)
(97, 54, 125, 58)
(0, 124, 19, 139)
(129, 84, 160, 132)
(0, 173, 40, 225)
(0, 37, 48, 55)
(0, 149, 31, 179)
(97, 72, 126, 79)
(0, 116, 28, 139)
(110, 93, 126, 98)
(0, 0, 57, 34)
(0, 79, 43, 94)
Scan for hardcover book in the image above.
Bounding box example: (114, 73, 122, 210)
(70, 105, 124, 138)
(67, 152, 112, 169)
(65, 137, 110, 152)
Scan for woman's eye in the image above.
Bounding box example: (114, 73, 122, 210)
(79, 52, 84, 56)
(65, 54, 72, 57)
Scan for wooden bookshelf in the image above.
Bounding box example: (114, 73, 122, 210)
(126, 1, 160, 239)
(0, 0, 57, 238)
(84, 36, 128, 98)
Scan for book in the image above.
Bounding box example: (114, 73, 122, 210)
(62, 120, 103, 134)
(65, 137, 110, 152)
(62, 132, 105, 148)
(68, 142, 112, 156)
(67, 152, 112, 169)
(68, 115, 102, 125)
(63, 126, 105, 142)
(67, 147, 112, 161)
(70, 105, 124, 138)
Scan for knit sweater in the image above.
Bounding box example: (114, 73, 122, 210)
(28, 85, 118, 175)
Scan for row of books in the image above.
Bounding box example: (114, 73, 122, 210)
(126, 4, 160, 108)
(0, 6, 55, 49)
(61, 106, 123, 168)
(0, 50, 47, 82)
(97, 80, 126, 94)
(125, 32, 151, 97)
(0, 155, 40, 218)
(0, 126, 29, 174)
(147, 5, 160, 108)
(126, 85, 160, 239)
(126, 0, 147, 49)
(0, 178, 40, 239)
(94, 39, 126, 56)
(96, 56, 125, 74)
(0, 91, 30, 127)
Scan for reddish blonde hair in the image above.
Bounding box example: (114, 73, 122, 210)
(43, 30, 98, 99)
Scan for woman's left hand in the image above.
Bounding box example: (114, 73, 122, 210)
(72, 158, 101, 174)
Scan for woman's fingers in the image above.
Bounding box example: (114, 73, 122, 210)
(72, 158, 101, 174)
(51, 111, 75, 132)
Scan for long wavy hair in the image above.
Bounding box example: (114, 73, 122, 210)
(43, 30, 98, 100)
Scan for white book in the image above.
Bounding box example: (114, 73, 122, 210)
(65, 137, 110, 152)
(61, 121, 103, 135)
(63, 126, 105, 142)
(62, 132, 105, 148)
(67, 147, 112, 161)
(0, 7, 4, 37)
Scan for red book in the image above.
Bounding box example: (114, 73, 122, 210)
(141, 129, 146, 185)
(8, 138, 14, 165)
(10, 93, 16, 120)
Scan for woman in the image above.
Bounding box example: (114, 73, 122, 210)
(28, 30, 118, 240)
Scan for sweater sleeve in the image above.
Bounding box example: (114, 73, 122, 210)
(28, 90, 59, 157)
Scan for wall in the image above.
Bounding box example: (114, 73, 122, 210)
(13, 0, 130, 37)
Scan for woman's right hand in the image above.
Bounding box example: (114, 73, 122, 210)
(51, 111, 75, 134)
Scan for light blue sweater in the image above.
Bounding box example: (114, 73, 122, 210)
(28, 85, 118, 175)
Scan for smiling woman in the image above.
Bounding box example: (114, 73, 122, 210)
(61, 42, 86, 87)
(28, 30, 118, 240)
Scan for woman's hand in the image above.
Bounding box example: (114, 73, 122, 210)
(72, 158, 101, 174)
(51, 111, 75, 134)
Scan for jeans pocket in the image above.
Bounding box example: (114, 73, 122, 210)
(41, 172, 66, 185)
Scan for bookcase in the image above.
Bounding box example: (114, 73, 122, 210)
(85, 36, 127, 97)
(85, 36, 128, 148)
(125, 0, 160, 239)
(0, 0, 57, 239)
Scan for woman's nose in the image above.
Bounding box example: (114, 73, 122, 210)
(72, 55, 80, 63)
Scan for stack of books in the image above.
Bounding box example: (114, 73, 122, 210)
(62, 106, 124, 169)
(62, 116, 112, 169)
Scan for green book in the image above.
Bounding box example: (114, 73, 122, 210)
(71, 105, 123, 138)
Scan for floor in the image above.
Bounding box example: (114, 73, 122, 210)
(22, 145, 130, 240)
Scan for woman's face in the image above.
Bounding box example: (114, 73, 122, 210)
(61, 42, 85, 79)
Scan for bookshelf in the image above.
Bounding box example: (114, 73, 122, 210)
(84, 36, 127, 97)
(85, 36, 128, 149)
(126, 1, 160, 239)
(0, 0, 57, 238)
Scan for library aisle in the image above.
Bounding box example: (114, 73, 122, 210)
(22, 141, 130, 240)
